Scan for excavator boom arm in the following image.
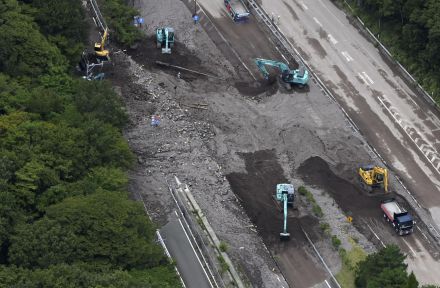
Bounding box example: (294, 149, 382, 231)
(283, 193, 288, 233)
(101, 29, 108, 48)
(255, 58, 290, 79)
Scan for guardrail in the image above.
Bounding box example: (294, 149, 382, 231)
(337, 0, 439, 112)
(89, 0, 108, 32)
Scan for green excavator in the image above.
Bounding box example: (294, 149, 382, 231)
(156, 27, 175, 54)
(275, 184, 295, 240)
(255, 58, 309, 89)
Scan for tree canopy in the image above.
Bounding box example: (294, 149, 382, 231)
(352, 0, 440, 101)
(0, 0, 180, 286)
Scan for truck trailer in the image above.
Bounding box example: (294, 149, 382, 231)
(381, 199, 414, 235)
(224, 0, 250, 22)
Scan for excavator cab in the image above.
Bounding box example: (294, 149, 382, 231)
(276, 184, 295, 240)
(94, 28, 109, 59)
(359, 165, 388, 193)
(156, 27, 175, 54)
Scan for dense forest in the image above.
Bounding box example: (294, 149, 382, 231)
(346, 0, 440, 102)
(0, 0, 180, 287)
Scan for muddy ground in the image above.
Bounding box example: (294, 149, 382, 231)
(87, 0, 439, 287)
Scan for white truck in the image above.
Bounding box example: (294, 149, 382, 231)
(224, 0, 250, 22)
(381, 199, 414, 235)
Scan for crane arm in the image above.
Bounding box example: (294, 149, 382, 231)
(255, 58, 290, 79)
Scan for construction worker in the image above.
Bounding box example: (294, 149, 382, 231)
(151, 114, 161, 127)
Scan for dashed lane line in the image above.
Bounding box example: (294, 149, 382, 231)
(341, 51, 353, 62)
(378, 95, 440, 177)
(328, 34, 338, 45)
(402, 238, 417, 257)
(300, 1, 308, 10)
(313, 17, 322, 27)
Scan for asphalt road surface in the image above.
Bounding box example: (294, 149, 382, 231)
(161, 212, 213, 288)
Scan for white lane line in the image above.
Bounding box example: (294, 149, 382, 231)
(313, 17, 322, 27)
(377, 96, 440, 176)
(317, 0, 344, 26)
(402, 238, 417, 256)
(362, 71, 374, 84)
(366, 223, 386, 247)
(328, 34, 338, 45)
(325, 280, 332, 288)
(358, 72, 368, 85)
(341, 51, 353, 62)
(177, 217, 214, 288)
(300, 1, 308, 10)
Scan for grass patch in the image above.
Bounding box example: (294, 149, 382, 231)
(298, 186, 323, 218)
(219, 241, 228, 252)
(320, 222, 331, 235)
(217, 255, 229, 274)
(331, 235, 341, 250)
(335, 239, 367, 288)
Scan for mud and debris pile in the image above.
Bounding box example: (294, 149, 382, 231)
(101, 0, 421, 287)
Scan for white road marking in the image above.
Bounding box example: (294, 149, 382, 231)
(328, 34, 338, 45)
(402, 238, 417, 256)
(177, 217, 214, 288)
(358, 72, 369, 85)
(313, 17, 322, 27)
(300, 1, 308, 10)
(362, 71, 374, 84)
(325, 280, 332, 288)
(366, 223, 386, 247)
(341, 51, 353, 62)
(377, 96, 440, 176)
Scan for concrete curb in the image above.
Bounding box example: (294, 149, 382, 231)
(175, 177, 246, 288)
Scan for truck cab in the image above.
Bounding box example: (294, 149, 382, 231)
(224, 0, 250, 22)
(394, 212, 414, 235)
(381, 199, 414, 235)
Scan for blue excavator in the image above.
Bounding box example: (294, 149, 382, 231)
(275, 184, 295, 240)
(156, 27, 175, 54)
(255, 58, 309, 89)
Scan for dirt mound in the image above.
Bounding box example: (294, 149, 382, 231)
(297, 156, 392, 223)
(126, 36, 209, 79)
(226, 150, 319, 244)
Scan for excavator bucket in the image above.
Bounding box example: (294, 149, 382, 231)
(280, 232, 290, 240)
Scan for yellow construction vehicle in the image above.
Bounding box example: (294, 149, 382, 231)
(94, 28, 109, 59)
(359, 165, 388, 192)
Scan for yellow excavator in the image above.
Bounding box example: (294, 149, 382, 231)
(94, 28, 109, 59)
(359, 165, 388, 193)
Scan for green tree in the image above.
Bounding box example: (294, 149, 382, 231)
(9, 191, 164, 269)
(406, 272, 418, 288)
(355, 245, 408, 288)
(25, 0, 89, 66)
(73, 80, 128, 129)
(98, 0, 141, 46)
(0, 0, 66, 78)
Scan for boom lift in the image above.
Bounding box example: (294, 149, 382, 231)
(275, 184, 295, 240)
(156, 27, 175, 54)
(358, 165, 388, 192)
(94, 28, 109, 59)
(255, 58, 309, 89)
